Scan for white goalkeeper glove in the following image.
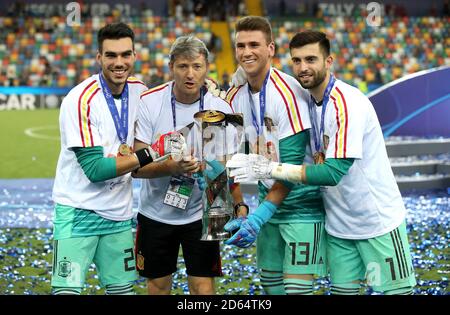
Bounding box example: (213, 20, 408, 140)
(227, 153, 305, 183)
(230, 66, 247, 87)
(226, 153, 271, 182)
(205, 78, 227, 99)
(150, 132, 187, 162)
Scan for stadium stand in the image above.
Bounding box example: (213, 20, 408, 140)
(229, 15, 449, 93)
(0, 14, 216, 88)
(0, 0, 448, 92)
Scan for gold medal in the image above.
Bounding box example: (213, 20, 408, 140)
(313, 151, 325, 164)
(118, 143, 132, 156)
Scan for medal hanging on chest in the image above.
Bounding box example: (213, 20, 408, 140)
(118, 143, 132, 156)
(313, 151, 325, 165)
(99, 72, 130, 157)
(308, 75, 336, 166)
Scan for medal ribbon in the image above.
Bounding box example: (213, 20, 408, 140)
(247, 69, 271, 136)
(171, 82, 205, 130)
(99, 72, 129, 145)
(308, 74, 336, 153)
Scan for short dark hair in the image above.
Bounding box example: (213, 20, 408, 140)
(235, 16, 273, 44)
(289, 30, 330, 57)
(97, 22, 135, 53)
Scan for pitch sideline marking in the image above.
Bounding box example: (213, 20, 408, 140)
(24, 125, 59, 141)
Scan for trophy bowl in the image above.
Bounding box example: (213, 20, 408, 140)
(201, 208, 232, 241)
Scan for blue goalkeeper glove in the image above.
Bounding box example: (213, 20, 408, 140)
(193, 172, 206, 191)
(194, 159, 225, 191)
(224, 200, 277, 248)
(205, 159, 225, 180)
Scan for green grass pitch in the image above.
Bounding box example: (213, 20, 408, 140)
(0, 109, 60, 178)
(0, 108, 447, 295)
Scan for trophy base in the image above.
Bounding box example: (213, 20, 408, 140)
(201, 211, 232, 241)
(201, 231, 231, 241)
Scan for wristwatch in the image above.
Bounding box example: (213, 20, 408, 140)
(233, 202, 249, 216)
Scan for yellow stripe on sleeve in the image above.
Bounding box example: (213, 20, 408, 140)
(270, 73, 303, 133)
(80, 83, 99, 146)
(331, 91, 347, 158)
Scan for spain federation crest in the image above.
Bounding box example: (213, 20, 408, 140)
(58, 259, 72, 277)
(136, 253, 145, 270)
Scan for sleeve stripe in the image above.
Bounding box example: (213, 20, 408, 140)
(336, 87, 349, 158)
(127, 77, 146, 87)
(225, 85, 242, 108)
(270, 76, 296, 133)
(78, 81, 99, 147)
(127, 81, 147, 87)
(330, 87, 348, 158)
(272, 69, 304, 131)
(77, 80, 96, 147)
(140, 83, 169, 99)
(330, 96, 339, 157)
(270, 72, 304, 133)
(225, 86, 238, 100)
(85, 88, 99, 146)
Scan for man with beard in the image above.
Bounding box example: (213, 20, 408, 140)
(51, 23, 184, 295)
(223, 17, 327, 295)
(227, 30, 416, 295)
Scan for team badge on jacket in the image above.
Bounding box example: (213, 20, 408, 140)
(136, 252, 145, 270)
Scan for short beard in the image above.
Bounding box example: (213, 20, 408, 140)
(299, 68, 327, 90)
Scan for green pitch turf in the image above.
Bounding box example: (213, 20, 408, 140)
(0, 109, 60, 178)
(1, 227, 447, 295)
(0, 228, 263, 295)
(0, 109, 447, 295)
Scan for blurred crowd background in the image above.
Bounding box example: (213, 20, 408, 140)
(0, 0, 448, 93)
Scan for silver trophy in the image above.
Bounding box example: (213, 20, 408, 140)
(194, 110, 243, 241)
